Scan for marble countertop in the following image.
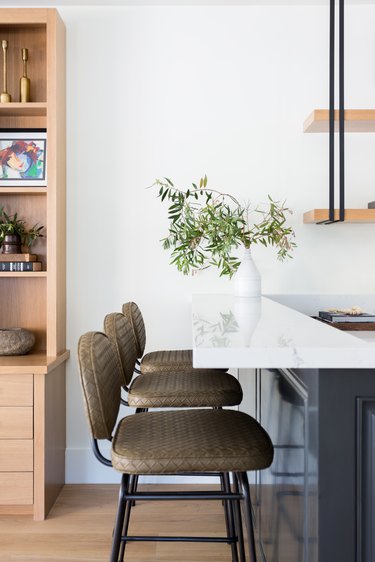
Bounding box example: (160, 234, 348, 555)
(192, 294, 375, 369)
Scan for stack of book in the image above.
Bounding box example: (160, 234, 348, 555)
(317, 310, 375, 330)
(0, 253, 42, 272)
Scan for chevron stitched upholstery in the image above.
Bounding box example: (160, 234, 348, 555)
(104, 312, 138, 387)
(122, 302, 146, 358)
(111, 409, 274, 474)
(128, 369, 242, 408)
(122, 301, 228, 375)
(77, 331, 122, 440)
(141, 349, 198, 374)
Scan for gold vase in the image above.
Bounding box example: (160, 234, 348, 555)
(19, 48, 30, 102)
(0, 39, 11, 103)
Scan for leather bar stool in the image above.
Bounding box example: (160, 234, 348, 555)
(122, 301, 228, 375)
(104, 311, 242, 409)
(104, 310, 242, 543)
(78, 331, 274, 562)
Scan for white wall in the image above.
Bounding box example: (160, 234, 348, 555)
(59, 4, 375, 482)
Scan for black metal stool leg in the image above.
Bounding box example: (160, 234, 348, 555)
(118, 474, 136, 562)
(223, 472, 239, 562)
(238, 471, 257, 562)
(233, 473, 246, 562)
(220, 473, 232, 542)
(110, 474, 129, 562)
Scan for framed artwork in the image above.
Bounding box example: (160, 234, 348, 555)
(0, 130, 47, 186)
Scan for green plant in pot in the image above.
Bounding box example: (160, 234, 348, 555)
(151, 176, 296, 297)
(0, 206, 44, 254)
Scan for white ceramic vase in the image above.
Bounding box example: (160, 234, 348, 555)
(234, 248, 261, 298)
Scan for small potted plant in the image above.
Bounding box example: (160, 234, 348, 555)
(151, 176, 296, 297)
(0, 206, 44, 254)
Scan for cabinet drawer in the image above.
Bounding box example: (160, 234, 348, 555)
(0, 440, 33, 471)
(0, 407, 33, 438)
(0, 473, 33, 505)
(0, 374, 33, 406)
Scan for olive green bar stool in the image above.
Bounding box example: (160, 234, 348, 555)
(122, 301, 228, 375)
(77, 331, 274, 562)
(104, 311, 242, 409)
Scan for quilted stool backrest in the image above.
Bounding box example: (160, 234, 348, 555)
(122, 301, 146, 358)
(77, 331, 122, 440)
(104, 312, 139, 387)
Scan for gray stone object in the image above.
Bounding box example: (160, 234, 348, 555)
(0, 328, 35, 355)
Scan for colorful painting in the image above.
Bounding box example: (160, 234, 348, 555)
(0, 130, 47, 186)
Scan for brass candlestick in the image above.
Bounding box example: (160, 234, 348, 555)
(19, 48, 30, 102)
(1, 40, 11, 103)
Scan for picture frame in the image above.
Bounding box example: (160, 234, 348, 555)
(0, 129, 47, 187)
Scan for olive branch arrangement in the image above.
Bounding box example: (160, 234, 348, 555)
(151, 176, 296, 278)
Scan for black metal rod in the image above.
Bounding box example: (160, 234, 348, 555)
(329, 0, 335, 222)
(91, 438, 112, 467)
(121, 535, 236, 543)
(339, 0, 345, 221)
(223, 472, 239, 561)
(124, 491, 243, 501)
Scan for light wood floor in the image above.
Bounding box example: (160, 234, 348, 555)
(0, 484, 235, 562)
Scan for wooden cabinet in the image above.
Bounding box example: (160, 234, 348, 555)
(0, 8, 68, 520)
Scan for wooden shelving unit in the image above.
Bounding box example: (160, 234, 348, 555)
(304, 109, 375, 133)
(303, 208, 375, 224)
(0, 8, 67, 520)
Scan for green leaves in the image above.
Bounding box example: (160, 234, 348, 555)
(0, 206, 44, 249)
(151, 177, 296, 278)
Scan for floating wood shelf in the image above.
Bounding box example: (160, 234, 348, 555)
(303, 109, 375, 133)
(0, 102, 47, 117)
(304, 209, 375, 224)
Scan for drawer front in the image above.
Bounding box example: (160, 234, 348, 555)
(0, 473, 33, 504)
(0, 374, 33, 406)
(0, 407, 33, 438)
(0, 440, 33, 471)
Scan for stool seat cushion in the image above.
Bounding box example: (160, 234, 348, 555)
(112, 409, 273, 475)
(128, 370, 242, 408)
(141, 349, 227, 375)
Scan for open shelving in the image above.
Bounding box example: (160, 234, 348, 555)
(303, 108, 375, 223)
(0, 8, 67, 521)
(303, 109, 375, 133)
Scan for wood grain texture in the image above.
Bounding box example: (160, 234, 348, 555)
(35, 364, 65, 521)
(0, 374, 33, 405)
(0, 473, 33, 505)
(303, 109, 375, 133)
(0, 484, 238, 561)
(303, 209, 375, 224)
(0, 439, 33, 471)
(0, 406, 32, 438)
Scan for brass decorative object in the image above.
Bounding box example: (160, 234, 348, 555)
(0, 40, 11, 103)
(19, 48, 30, 102)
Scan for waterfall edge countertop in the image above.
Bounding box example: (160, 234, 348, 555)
(192, 294, 375, 369)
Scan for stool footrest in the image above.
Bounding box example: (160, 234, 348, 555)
(122, 535, 237, 543)
(125, 491, 242, 501)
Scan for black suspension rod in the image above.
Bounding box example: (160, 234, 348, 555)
(329, 0, 335, 223)
(339, 0, 345, 221)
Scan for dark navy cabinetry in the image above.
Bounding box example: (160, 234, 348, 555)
(240, 368, 375, 562)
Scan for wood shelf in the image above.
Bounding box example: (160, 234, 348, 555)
(303, 109, 375, 133)
(0, 350, 69, 375)
(0, 187, 46, 195)
(304, 209, 375, 223)
(0, 102, 46, 117)
(0, 272, 47, 278)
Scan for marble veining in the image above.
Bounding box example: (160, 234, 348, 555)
(192, 294, 375, 369)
